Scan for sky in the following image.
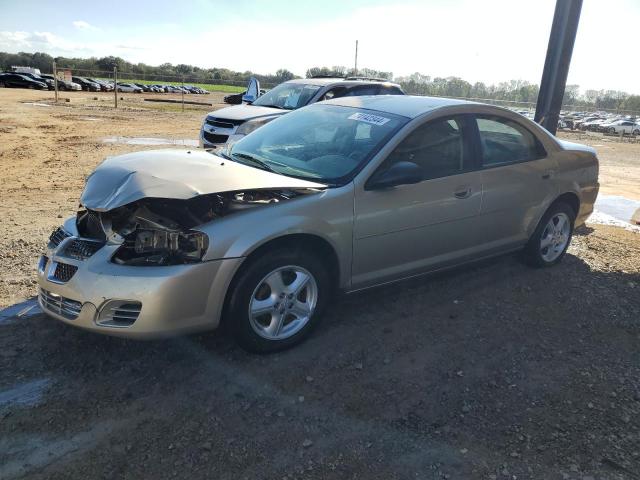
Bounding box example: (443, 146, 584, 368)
(1, 0, 639, 94)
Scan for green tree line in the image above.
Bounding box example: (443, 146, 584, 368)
(2, 51, 639, 112)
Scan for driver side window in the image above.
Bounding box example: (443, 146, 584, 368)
(382, 117, 467, 181)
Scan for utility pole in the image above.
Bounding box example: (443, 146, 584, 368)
(114, 66, 118, 108)
(534, 0, 583, 135)
(354, 40, 358, 76)
(53, 61, 58, 103)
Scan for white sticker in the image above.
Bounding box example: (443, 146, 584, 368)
(348, 112, 390, 126)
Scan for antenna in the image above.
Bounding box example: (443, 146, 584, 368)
(354, 40, 358, 75)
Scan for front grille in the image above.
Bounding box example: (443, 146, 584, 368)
(97, 301, 142, 328)
(53, 263, 78, 283)
(206, 117, 243, 129)
(48, 227, 71, 248)
(39, 288, 82, 320)
(203, 131, 229, 144)
(62, 239, 104, 260)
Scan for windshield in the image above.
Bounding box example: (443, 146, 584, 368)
(228, 104, 407, 185)
(252, 82, 321, 110)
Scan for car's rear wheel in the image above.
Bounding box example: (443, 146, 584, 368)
(523, 202, 575, 267)
(227, 249, 330, 353)
(633, 129, 640, 136)
(0, 81, 5, 87)
(609, 127, 616, 134)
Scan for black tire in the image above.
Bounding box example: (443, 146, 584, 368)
(226, 248, 331, 353)
(609, 127, 615, 134)
(523, 202, 576, 268)
(633, 129, 640, 136)
(0, 82, 5, 87)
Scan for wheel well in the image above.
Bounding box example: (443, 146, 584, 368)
(553, 192, 580, 217)
(220, 234, 340, 326)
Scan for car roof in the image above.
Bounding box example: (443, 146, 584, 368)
(321, 95, 475, 118)
(284, 77, 401, 88)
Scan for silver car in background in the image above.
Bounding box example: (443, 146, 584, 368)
(199, 77, 405, 149)
(38, 96, 599, 352)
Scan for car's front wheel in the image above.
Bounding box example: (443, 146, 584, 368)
(633, 129, 640, 136)
(227, 249, 330, 353)
(523, 202, 575, 267)
(609, 127, 616, 134)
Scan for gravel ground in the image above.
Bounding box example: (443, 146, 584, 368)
(1, 89, 639, 479)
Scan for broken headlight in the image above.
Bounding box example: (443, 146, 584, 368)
(113, 229, 209, 266)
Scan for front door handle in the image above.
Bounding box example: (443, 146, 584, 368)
(542, 170, 555, 180)
(454, 186, 472, 199)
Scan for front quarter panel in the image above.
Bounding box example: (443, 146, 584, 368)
(199, 185, 355, 289)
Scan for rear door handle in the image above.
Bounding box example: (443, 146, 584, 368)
(542, 170, 555, 180)
(454, 186, 472, 199)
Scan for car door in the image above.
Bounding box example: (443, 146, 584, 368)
(352, 115, 483, 288)
(474, 115, 559, 249)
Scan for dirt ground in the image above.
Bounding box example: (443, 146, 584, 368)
(1, 89, 639, 479)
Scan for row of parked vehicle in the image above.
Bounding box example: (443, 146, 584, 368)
(0, 69, 210, 95)
(568, 114, 640, 135)
(511, 108, 640, 135)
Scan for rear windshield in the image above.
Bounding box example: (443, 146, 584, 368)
(253, 83, 321, 110)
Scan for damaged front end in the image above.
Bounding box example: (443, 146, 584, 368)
(76, 190, 308, 266)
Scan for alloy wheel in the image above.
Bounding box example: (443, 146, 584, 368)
(248, 265, 318, 340)
(539, 212, 571, 262)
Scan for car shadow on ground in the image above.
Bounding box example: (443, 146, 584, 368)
(1, 249, 638, 479)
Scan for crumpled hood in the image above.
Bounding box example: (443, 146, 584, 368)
(208, 104, 284, 121)
(80, 149, 326, 211)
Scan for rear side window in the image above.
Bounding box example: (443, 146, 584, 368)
(344, 85, 380, 97)
(476, 116, 546, 167)
(383, 117, 467, 180)
(381, 85, 404, 95)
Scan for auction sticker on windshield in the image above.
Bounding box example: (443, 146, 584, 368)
(348, 112, 390, 126)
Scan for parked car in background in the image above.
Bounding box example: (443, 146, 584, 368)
(39, 96, 598, 352)
(72, 76, 101, 92)
(581, 118, 608, 131)
(200, 77, 405, 149)
(0, 72, 48, 89)
(40, 74, 82, 91)
(86, 78, 114, 92)
(116, 83, 143, 93)
(601, 119, 640, 135)
(133, 83, 153, 92)
(8, 71, 55, 90)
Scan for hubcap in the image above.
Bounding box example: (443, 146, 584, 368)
(248, 265, 318, 340)
(540, 212, 570, 262)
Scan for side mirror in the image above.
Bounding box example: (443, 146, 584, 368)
(366, 161, 422, 190)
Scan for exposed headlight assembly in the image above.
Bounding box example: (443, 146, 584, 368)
(113, 229, 209, 266)
(235, 116, 278, 136)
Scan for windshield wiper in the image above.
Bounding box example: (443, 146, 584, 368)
(255, 103, 294, 110)
(231, 152, 276, 172)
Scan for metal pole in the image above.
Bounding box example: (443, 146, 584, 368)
(181, 76, 184, 112)
(534, 0, 583, 135)
(114, 66, 118, 108)
(53, 61, 58, 103)
(354, 40, 358, 76)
